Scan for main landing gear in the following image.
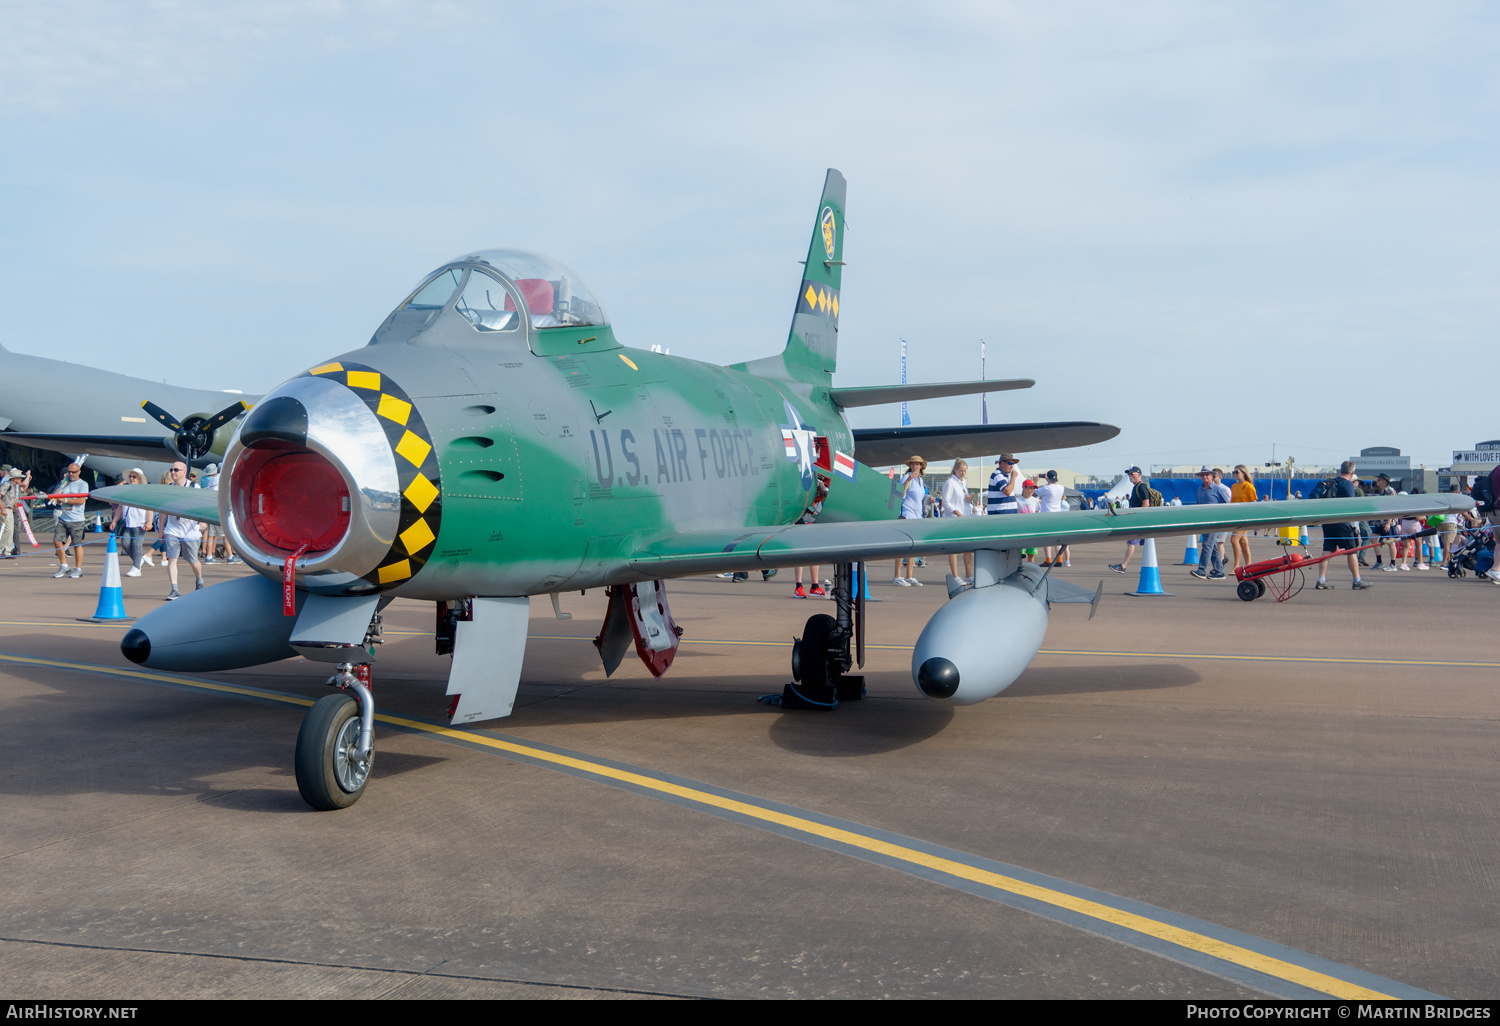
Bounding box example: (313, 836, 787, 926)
(780, 562, 866, 709)
(295, 662, 376, 809)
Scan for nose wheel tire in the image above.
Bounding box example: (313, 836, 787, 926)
(295, 692, 373, 810)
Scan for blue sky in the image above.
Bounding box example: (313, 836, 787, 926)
(2, 1, 1495, 477)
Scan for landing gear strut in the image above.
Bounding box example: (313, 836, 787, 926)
(295, 661, 375, 809)
(781, 562, 865, 709)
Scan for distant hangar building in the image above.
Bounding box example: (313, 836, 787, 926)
(1356, 446, 1412, 489)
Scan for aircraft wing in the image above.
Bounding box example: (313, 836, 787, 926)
(852, 421, 1121, 465)
(1, 431, 178, 463)
(829, 379, 1034, 408)
(629, 495, 1470, 576)
(93, 484, 221, 525)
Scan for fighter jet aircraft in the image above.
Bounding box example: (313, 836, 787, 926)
(98, 170, 1470, 810)
(0, 342, 255, 480)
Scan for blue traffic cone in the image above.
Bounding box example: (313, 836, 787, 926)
(1180, 535, 1199, 565)
(81, 534, 135, 623)
(855, 562, 880, 602)
(1127, 538, 1174, 597)
(1299, 527, 1309, 547)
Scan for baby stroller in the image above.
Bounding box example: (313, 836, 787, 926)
(1445, 527, 1494, 578)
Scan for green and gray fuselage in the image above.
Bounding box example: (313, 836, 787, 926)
(221, 249, 880, 603)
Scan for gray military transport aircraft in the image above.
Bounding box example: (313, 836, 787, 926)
(0, 342, 256, 481)
(97, 170, 1469, 811)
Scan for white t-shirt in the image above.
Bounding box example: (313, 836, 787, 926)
(1036, 482, 1064, 512)
(941, 475, 970, 516)
(162, 483, 202, 540)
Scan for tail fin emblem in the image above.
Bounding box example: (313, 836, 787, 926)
(821, 207, 836, 259)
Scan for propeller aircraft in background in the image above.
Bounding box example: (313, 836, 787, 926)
(0, 343, 255, 479)
(98, 170, 1469, 810)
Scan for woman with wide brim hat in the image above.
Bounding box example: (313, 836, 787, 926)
(892, 456, 928, 586)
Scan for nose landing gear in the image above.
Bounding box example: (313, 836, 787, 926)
(294, 662, 375, 810)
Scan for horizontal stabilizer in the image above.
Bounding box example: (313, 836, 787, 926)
(93, 483, 221, 526)
(828, 379, 1034, 408)
(853, 421, 1120, 466)
(1, 431, 176, 463)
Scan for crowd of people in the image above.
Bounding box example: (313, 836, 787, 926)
(0, 459, 240, 601)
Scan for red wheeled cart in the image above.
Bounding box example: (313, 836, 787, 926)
(1233, 528, 1435, 602)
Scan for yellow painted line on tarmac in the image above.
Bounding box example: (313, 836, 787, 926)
(376, 712, 1393, 999)
(0, 653, 316, 707)
(0, 649, 1437, 999)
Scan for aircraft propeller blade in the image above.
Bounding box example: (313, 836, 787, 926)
(140, 401, 183, 433)
(138, 399, 251, 462)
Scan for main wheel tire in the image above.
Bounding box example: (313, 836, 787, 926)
(1237, 580, 1259, 602)
(295, 693, 372, 810)
(792, 613, 838, 698)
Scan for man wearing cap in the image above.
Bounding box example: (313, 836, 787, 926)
(1107, 467, 1153, 573)
(987, 452, 1021, 516)
(893, 456, 927, 586)
(1368, 473, 1399, 570)
(1035, 469, 1068, 566)
(1189, 466, 1232, 580)
(0, 467, 30, 559)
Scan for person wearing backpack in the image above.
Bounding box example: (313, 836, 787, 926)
(1107, 466, 1153, 574)
(1314, 461, 1373, 591)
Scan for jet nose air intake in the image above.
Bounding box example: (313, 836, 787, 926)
(222, 363, 442, 596)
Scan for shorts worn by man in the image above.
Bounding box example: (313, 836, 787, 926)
(51, 464, 90, 579)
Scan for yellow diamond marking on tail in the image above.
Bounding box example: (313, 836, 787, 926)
(308, 362, 344, 376)
(400, 518, 435, 555)
(818, 289, 828, 313)
(804, 284, 818, 309)
(377, 560, 413, 585)
(394, 430, 431, 467)
(346, 370, 382, 391)
(404, 473, 439, 512)
(377, 393, 412, 425)
(831, 294, 839, 317)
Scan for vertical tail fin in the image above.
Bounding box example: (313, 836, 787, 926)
(782, 169, 845, 379)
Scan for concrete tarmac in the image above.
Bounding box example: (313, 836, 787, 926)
(0, 537, 1496, 999)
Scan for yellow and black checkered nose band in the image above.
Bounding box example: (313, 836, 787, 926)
(306, 361, 441, 589)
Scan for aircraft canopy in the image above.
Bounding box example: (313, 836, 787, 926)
(396, 250, 610, 333)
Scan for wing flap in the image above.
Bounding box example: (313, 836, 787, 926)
(630, 496, 1470, 576)
(92, 483, 221, 525)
